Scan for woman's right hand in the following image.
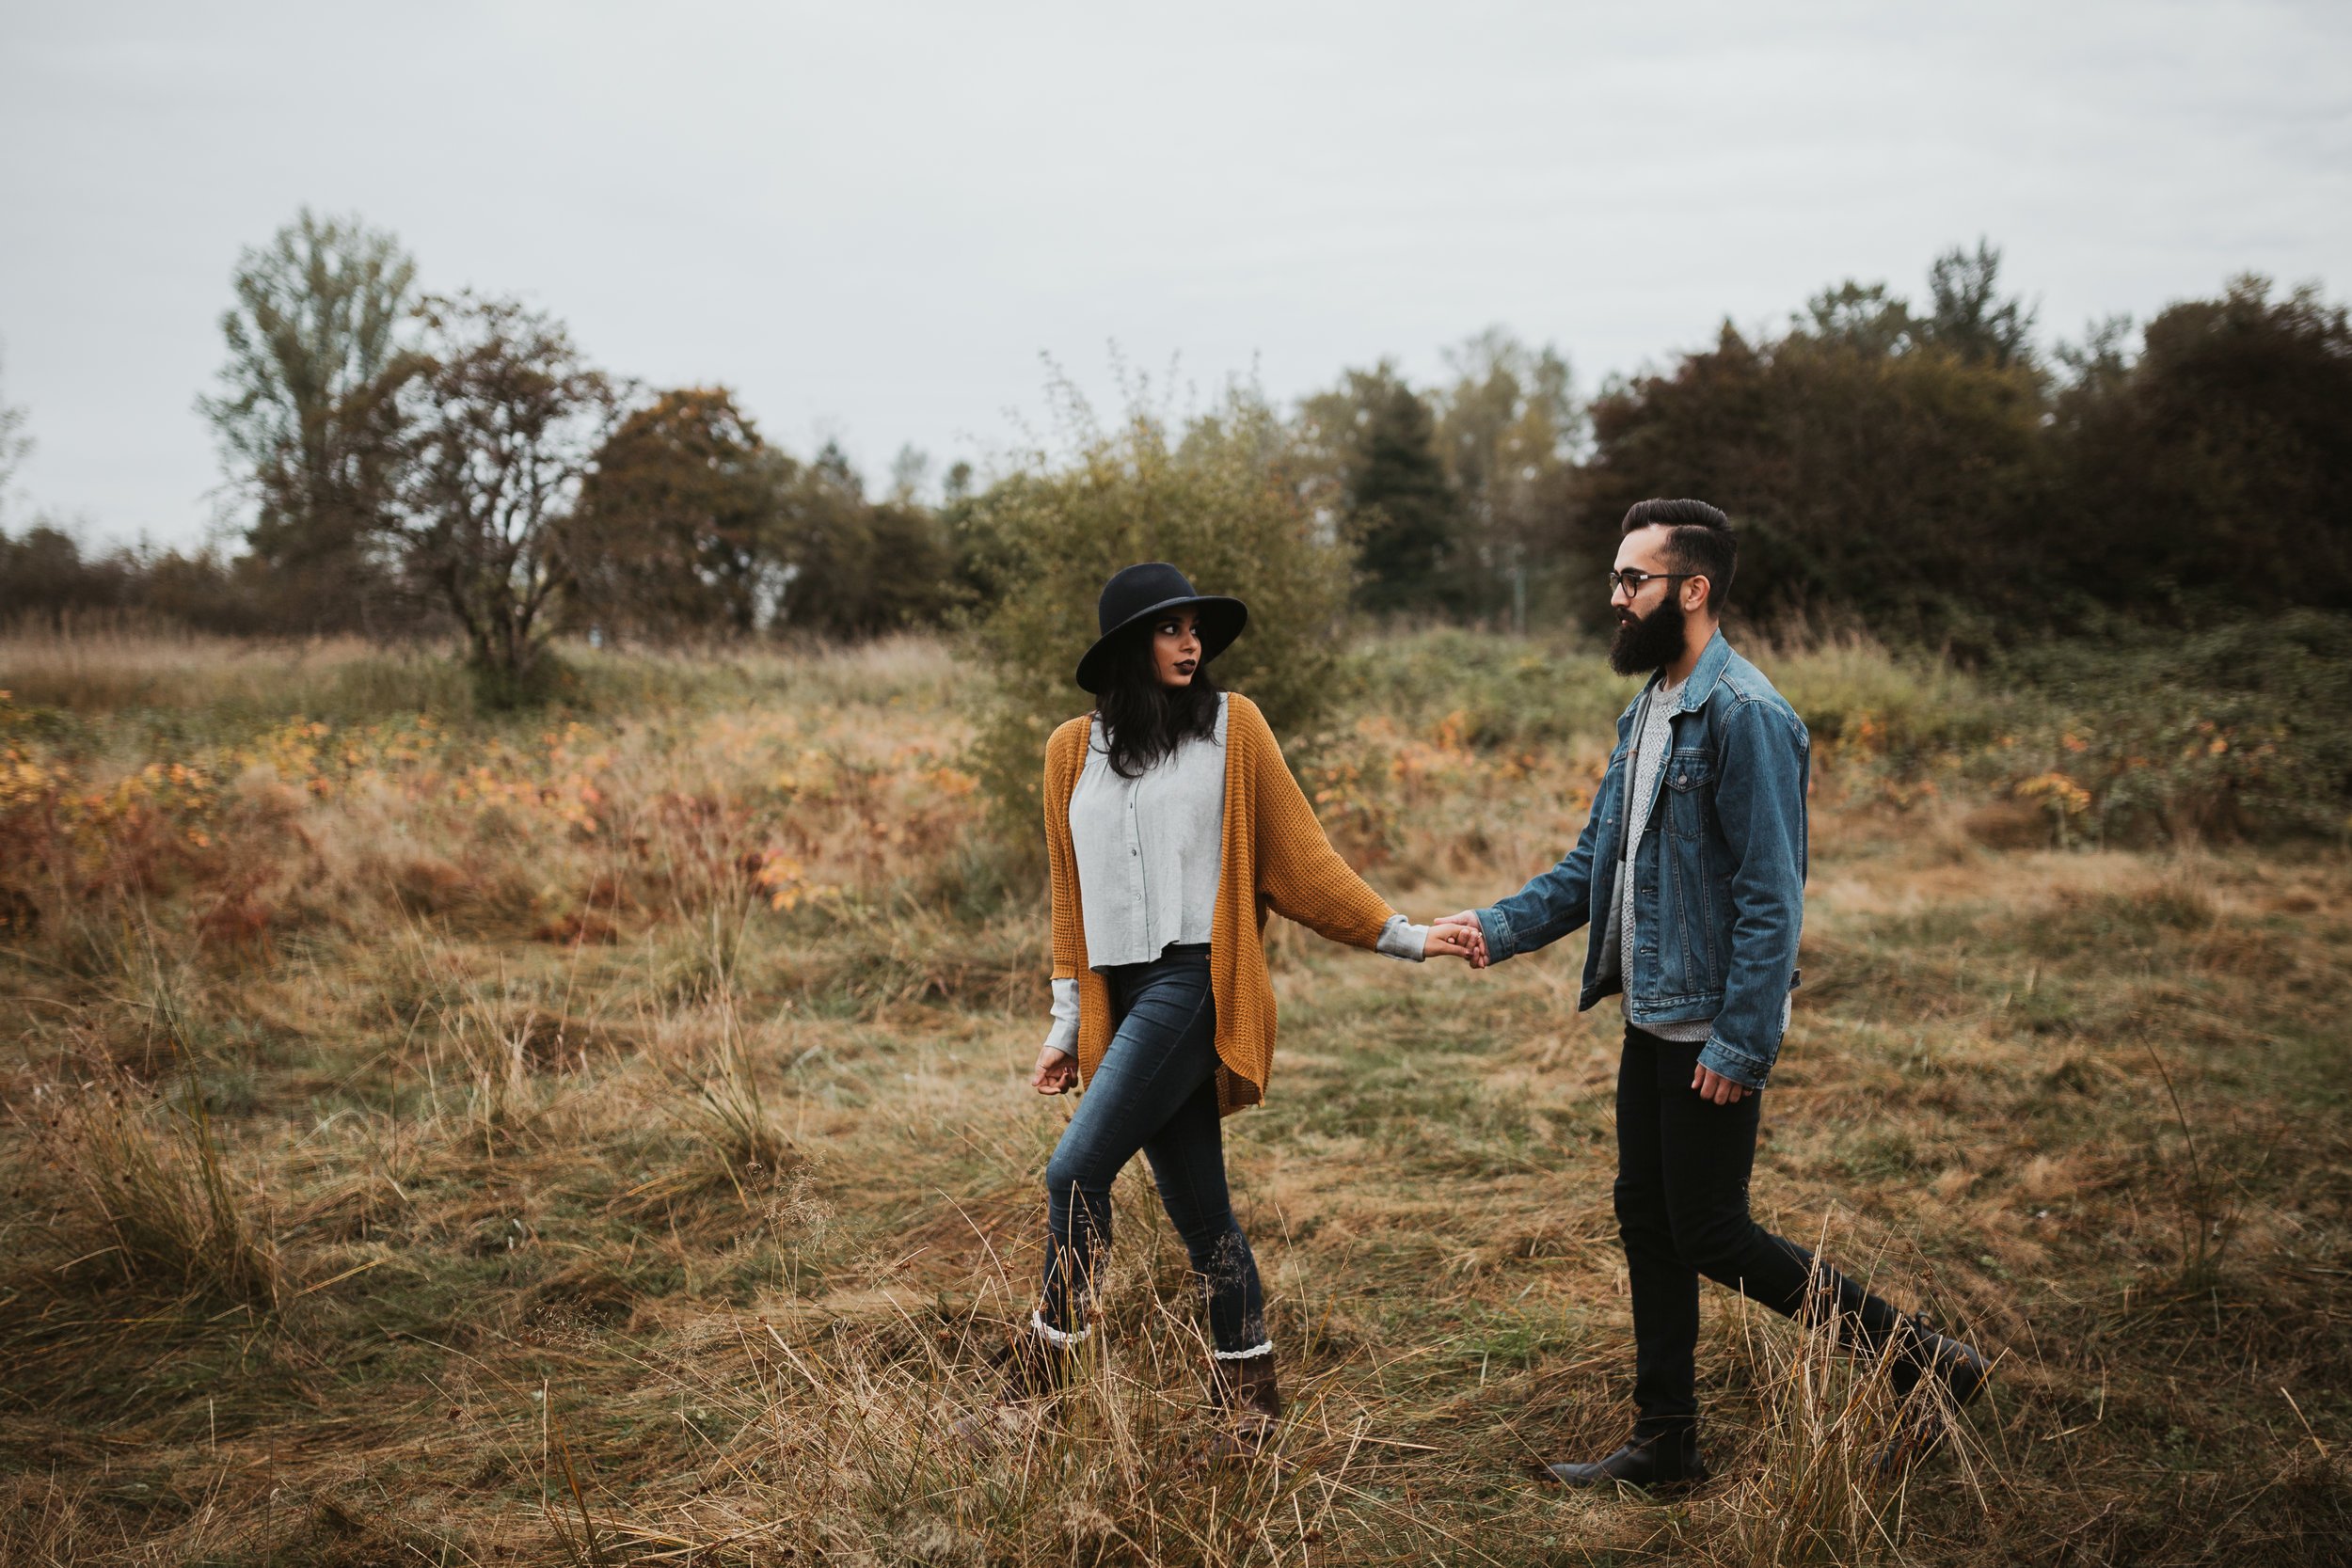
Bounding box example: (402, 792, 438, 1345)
(1423, 922, 1483, 963)
(1032, 1044, 1078, 1095)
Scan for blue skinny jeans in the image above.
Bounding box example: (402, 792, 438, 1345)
(1037, 944, 1267, 1354)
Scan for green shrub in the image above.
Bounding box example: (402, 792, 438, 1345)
(1343, 626, 1629, 749)
(960, 386, 1354, 841)
(1344, 626, 2000, 761)
(1767, 633, 2005, 768)
(1325, 618, 2352, 847)
(1987, 610, 2352, 842)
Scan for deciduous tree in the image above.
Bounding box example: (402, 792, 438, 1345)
(769, 443, 957, 640)
(392, 294, 619, 691)
(1922, 240, 2039, 372)
(1433, 329, 1581, 628)
(1582, 262, 2051, 641)
(573, 387, 780, 639)
(2051, 277, 2352, 613)
(198, 210, 421, 631)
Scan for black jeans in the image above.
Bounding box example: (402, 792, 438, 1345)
(1037, 945, 1267, 1354)
(1616, 1024, 1910, 1436)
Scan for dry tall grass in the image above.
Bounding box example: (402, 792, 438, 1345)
(1, 630, 2345, 1566)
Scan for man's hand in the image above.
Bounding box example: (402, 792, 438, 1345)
(1431, 911, 1490, 969)
(1691, 1064, 1748, 1105)
(1032, 1044, 1078, 1095)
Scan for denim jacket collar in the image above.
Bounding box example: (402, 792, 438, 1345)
(1659, 626, 1733, 716)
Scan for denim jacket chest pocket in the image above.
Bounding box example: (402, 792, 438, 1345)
(1662, 747, 1716, 840)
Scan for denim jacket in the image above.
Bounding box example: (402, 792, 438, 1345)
(1473, 630, 1806, 1088)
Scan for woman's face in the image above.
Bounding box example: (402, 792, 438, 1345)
(1149, 610, 1202, 689)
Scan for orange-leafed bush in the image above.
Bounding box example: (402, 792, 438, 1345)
(0, 662, 994, 969)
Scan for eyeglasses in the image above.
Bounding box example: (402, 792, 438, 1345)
(1608, 568, 1700, 596)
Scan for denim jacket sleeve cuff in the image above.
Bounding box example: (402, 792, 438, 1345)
(1473, 907, 1518, 964)
(1698, 1035, 1771, 1090)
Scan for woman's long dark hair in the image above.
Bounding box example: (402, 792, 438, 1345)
(1095, 622, 1223, 779)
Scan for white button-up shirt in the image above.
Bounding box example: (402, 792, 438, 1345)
(1068, 694, 1232, 969)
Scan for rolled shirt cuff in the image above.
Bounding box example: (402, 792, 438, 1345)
(1041, 976, 1079, 1058)
(1375, 913, 1428, 961)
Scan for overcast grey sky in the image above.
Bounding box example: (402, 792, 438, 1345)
(3, 1, 2347, 550)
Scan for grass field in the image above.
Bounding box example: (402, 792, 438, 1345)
(2, 628, 2347, 1566)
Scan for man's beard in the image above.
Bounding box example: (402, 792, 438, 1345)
(1609, 596, 1689, 677)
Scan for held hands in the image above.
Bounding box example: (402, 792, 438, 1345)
(1422, 921, 1483, 963)
(1429, 911, 1491, 969)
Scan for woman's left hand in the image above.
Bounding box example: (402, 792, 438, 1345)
(1032, 1044, 1079, 1095)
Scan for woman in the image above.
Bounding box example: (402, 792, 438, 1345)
(963, 562, 1476, 1455)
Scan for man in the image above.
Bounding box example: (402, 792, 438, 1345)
(1437, 499, 1988, 1490)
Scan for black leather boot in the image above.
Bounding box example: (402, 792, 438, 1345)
(1545, 1427, 1708, 1490)
(1892, 1325, 1990, 1406)
(1876, 1324, 1991, 1475)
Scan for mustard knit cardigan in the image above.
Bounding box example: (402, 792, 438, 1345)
(1043, 693, 1397, 1116)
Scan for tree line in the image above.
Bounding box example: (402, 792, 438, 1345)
(4, 212, 2346, 680)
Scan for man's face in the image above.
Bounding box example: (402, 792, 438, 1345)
(1609, 527, 1694, 677)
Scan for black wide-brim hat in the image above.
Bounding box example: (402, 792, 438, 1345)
(1074, 562, 1248, 693)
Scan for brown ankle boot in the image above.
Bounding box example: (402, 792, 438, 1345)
(952, 1318, 1081, 1448)
(1203, 1349, 1282, 1460)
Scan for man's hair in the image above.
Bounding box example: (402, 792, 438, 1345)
(1621, 498, 1736, 612)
